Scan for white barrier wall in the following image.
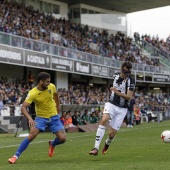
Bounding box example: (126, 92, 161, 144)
(81, 14, 127, 32)
(55, 72, 68, 90)
(0, 106, 21, 116)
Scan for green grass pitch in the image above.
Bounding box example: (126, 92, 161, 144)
(1, 120, 170, 170)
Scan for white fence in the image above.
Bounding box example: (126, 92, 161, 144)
(0, 106, 21, 116)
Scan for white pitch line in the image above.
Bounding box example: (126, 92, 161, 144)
(0, 122, 169, 149)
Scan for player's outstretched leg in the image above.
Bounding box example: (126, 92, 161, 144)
(8, 138, 31, 164)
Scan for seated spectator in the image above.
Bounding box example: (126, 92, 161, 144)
(81, 109, 91, 125)
(72, 111, 84, 126)
(89, 112, 98, 124)
(94, 109, 101, 123)
(67, 111, 75, 127)
(64, 113, 70, 130)
(60, 111, 66, 125)
(134, 104, 141, 125)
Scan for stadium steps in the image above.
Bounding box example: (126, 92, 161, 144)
(0, 116, 23, 134)
(0, 126, 8, 133)
(141, 49, 168, 67)
(140, 42, 170, 67)
(142, 50, 152, 58)
(134, 41, 168, 67)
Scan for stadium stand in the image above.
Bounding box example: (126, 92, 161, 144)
(0, 0, 160, 66)
(0, 0, 169, 134)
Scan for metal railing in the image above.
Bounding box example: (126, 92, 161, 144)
(0, 31, 169, 74)
(142, 40, 170, 67)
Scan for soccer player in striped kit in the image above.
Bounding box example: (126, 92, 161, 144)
(89, 61, 136, 155)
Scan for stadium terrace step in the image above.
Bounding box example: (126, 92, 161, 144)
(0, 126, 8, 133)
(0, 116, 23, 134)
(0, 119, 10, 125)
(142, 50, 152, 58)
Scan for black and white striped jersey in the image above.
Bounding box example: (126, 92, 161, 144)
(109, 74, 136, 108)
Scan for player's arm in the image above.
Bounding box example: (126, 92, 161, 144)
(53, 92, 60, 114)
(111, 77, 135, 101)
(21, 101, 35, 128)
(111, 87, 133, 100)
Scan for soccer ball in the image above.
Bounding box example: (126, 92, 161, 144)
(161, 130, 170, 143)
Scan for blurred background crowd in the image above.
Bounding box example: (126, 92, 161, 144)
(0, 74, 169, 129)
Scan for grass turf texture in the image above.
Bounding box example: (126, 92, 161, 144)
(1, 121, 170, 170)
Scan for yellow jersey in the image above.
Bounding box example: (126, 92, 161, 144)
(25, 83, 58, 118)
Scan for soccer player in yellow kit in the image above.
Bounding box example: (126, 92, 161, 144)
(8, 72, 66, 164)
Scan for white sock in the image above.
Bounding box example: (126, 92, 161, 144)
(106, 135, 116, 145)
(94, 125, 106, 149)
(13, 155, 18, 159)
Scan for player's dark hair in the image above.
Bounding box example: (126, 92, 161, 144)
(37, 72, 51, 82)
(121, 61, 132, 70)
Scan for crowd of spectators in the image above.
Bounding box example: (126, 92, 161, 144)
(134, 32, 170, 63)
(0, 0, 160, 66)
(141, 34, 170, 53)
(0, 76, 31, 106)
(0, 73, 170, 109)
(0, 75, 32, 116)
(0, 73, 169, 108)
(57, 84, 110, 105)
(60, 109, 102, 129)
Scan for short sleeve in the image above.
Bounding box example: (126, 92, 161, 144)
(25, 92, 34, 104)
(50, 83, 57, 93)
